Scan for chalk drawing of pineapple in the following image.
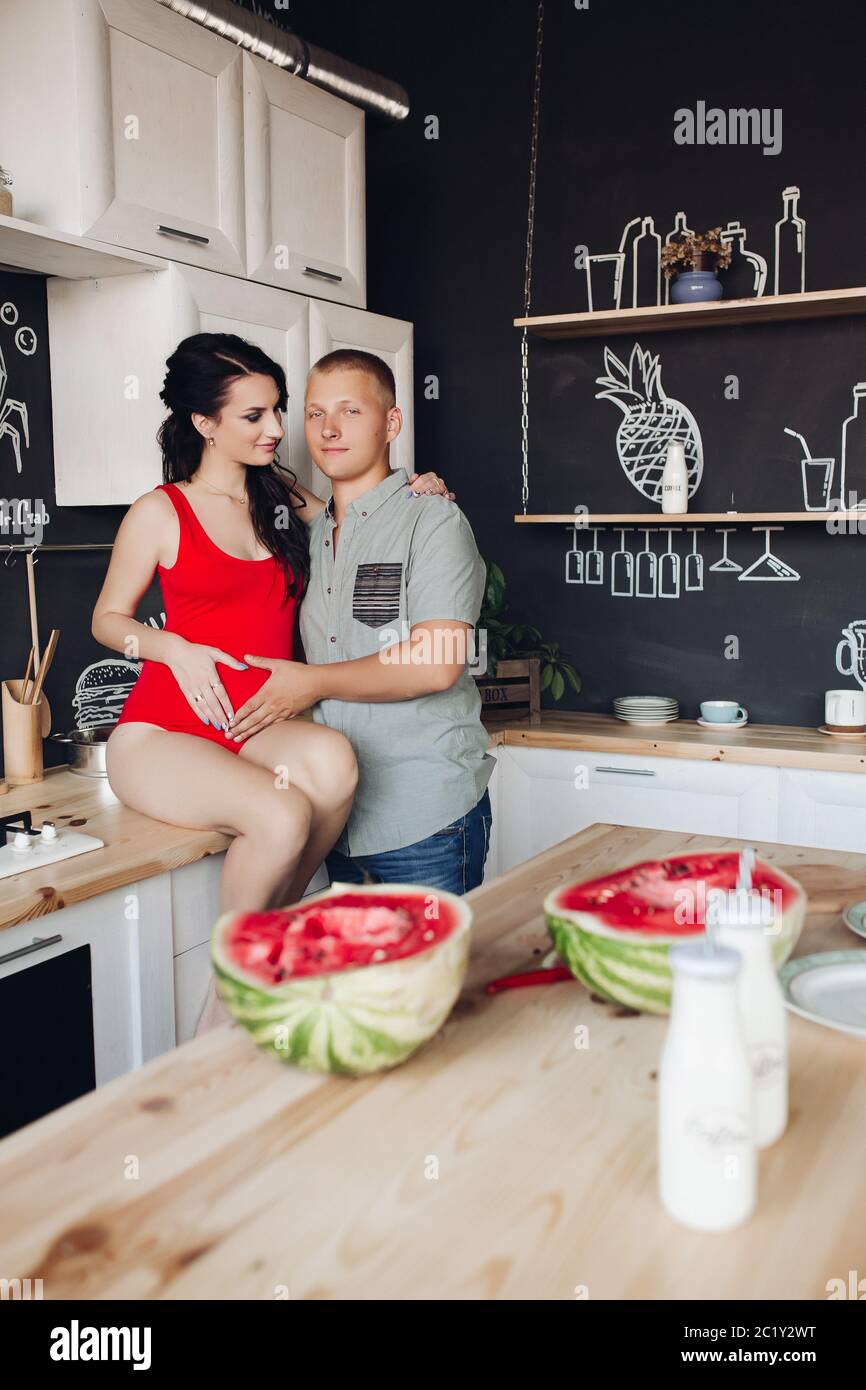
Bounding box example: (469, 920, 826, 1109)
(595, 343, 703, 503)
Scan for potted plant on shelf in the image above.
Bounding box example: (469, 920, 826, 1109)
(661, 227, 732, 304)
(474, 559, 581, 723)
(0, 165, 12, 217)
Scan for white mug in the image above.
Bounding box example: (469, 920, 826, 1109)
(825, 689, 866, 728)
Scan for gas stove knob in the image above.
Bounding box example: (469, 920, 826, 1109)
(40, 822, 58, 842)
(12, 831, 32, 852)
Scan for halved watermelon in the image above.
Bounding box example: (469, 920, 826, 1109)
(211, 881, 472, 1075)
(543, 851, 805, 1015)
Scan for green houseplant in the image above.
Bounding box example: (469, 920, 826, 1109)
(478, 559, 581, 702)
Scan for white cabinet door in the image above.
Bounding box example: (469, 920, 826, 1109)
(495, 747, 779, 875)
(244, 53, 365, 306)
(0, 0, 246, 272)
(308, 301, 414, 497)
(167, 264, 312, 492)
(49, 264, 311, 504)
(777, 768, 866, 850)
(173, 941, 213, 1046)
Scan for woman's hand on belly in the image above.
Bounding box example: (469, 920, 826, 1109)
(165, 637, 250, 730)
(229, 655, 321, 740)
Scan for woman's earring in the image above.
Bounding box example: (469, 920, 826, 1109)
(207, 436, 215, 447)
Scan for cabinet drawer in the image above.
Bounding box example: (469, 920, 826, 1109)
(496, 746, 778, 873)
(778, 768, 866, 849)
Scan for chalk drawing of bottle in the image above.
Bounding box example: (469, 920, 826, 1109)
(633, 217, 662, 307)
(663, 211, 693, 304)
(720, 221, 767, 298)
(774, 186, 806, 295)
(840, 383, 866, 511)
(617, 217, 642, 308)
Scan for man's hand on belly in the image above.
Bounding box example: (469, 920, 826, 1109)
(230, 656, 322, 740)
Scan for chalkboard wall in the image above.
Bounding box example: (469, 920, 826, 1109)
(332, 0, 866, 729)
(3, 0, 865, 779)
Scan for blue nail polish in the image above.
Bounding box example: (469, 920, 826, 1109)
(238, 662, 249, 668)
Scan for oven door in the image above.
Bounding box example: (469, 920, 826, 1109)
(0, 878, 175, 1139)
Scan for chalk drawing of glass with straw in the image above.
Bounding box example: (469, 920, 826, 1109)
(783, 426, 835, 510)
(611, 527, 635, 596)
(565, 518, 584, 583)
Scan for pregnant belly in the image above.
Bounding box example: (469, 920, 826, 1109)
(118, 658, 273, 726)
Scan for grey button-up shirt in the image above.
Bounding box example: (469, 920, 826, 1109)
(299, 466, 496, 855)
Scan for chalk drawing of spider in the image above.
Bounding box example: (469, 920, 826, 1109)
(0, 344, 29, 473)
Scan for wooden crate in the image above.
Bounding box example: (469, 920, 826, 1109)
(473, 657, 541, 725)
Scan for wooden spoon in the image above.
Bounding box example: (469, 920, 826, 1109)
(28, 629, 60, 706)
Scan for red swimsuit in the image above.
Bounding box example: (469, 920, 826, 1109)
(115, 482, 299, 753)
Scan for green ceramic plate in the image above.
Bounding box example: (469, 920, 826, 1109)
(842, 900, 866, 940)
(779, 951, 866, 1037)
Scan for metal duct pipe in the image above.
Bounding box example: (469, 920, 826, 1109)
(154, 0, 410, 120)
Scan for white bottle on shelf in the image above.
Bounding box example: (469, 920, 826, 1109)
(661, 441, 688, 514)
(709, 887, 788, 1149)
(658, 942, 756, 1232)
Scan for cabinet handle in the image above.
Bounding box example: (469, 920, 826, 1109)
(157, 224, 210, 245)
(303, 266, 343, 283)
(0, 933, 62, 966)
(593, 766, 656, 776)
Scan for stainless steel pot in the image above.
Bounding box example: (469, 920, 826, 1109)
(50, 724, 115, 777)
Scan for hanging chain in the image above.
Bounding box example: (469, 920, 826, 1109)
(520, 0, 545, 515)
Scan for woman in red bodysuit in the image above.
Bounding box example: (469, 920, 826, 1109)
(95, 333, 451, 944)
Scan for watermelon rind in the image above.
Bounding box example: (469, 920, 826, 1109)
(211, 881, 472, 1076)
(543, 856, 806, 1016)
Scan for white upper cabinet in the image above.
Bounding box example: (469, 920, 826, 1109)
(243, 53, 366, 306)
(49, 265, 310, 506)
(308, 301, 414, 495)
(0, 0, 246, 273)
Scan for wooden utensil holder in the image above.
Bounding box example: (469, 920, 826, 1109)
(2, 679, 52, 785)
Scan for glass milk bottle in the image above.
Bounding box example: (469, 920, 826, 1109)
(708, 887, 788, 1149)
(658, 943, 756, 1231)
(661, 441, 688, 513)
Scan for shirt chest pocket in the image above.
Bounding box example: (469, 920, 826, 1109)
(352, 562, 403, 628)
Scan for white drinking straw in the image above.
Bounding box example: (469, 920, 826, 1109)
(784, 426, 812, 460)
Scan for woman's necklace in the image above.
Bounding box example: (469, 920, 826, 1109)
(194, 476, 248, 505)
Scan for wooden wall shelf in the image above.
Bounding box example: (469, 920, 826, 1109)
(515, 512, 866, 524)
(0, 212, 167, 279)
(514, 286, 866, 339)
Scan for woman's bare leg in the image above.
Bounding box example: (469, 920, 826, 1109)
(238, 719, 359, 904)
(106, 723, 315, 1038)
(106, 723, 314, 912)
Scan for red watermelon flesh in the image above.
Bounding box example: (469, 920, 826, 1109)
(555, 851, 799, 936)
(225, 892, 457, 983)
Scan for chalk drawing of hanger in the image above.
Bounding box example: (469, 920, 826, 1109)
(709, 528, 743, 573)
(738, 526, 800, 582)
(566, 520, 584, 584)
(611, 527, 635, 596)
(635, 528, 657, 597)
(685, 527, 705, 591)
(658, 527, 681, 599)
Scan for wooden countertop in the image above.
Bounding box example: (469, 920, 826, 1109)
(0, 823, 863, 1300)
(2, 713, 864, 930)
(0, 768, 230, 931)
(485, 711, 866, 772)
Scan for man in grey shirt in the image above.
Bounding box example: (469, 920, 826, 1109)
(229, 348, 495, 894)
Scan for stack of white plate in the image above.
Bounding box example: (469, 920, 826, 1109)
(613, 695, 679, 726)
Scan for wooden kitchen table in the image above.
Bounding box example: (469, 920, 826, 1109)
(0, 822, 864, 1301)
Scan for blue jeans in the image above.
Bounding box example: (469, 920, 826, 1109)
(325, 789, 492, 896)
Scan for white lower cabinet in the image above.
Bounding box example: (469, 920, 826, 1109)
(777, 768, 866, 850)
(493, 746, 779, 876)
(169, 853, 330, 1045)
